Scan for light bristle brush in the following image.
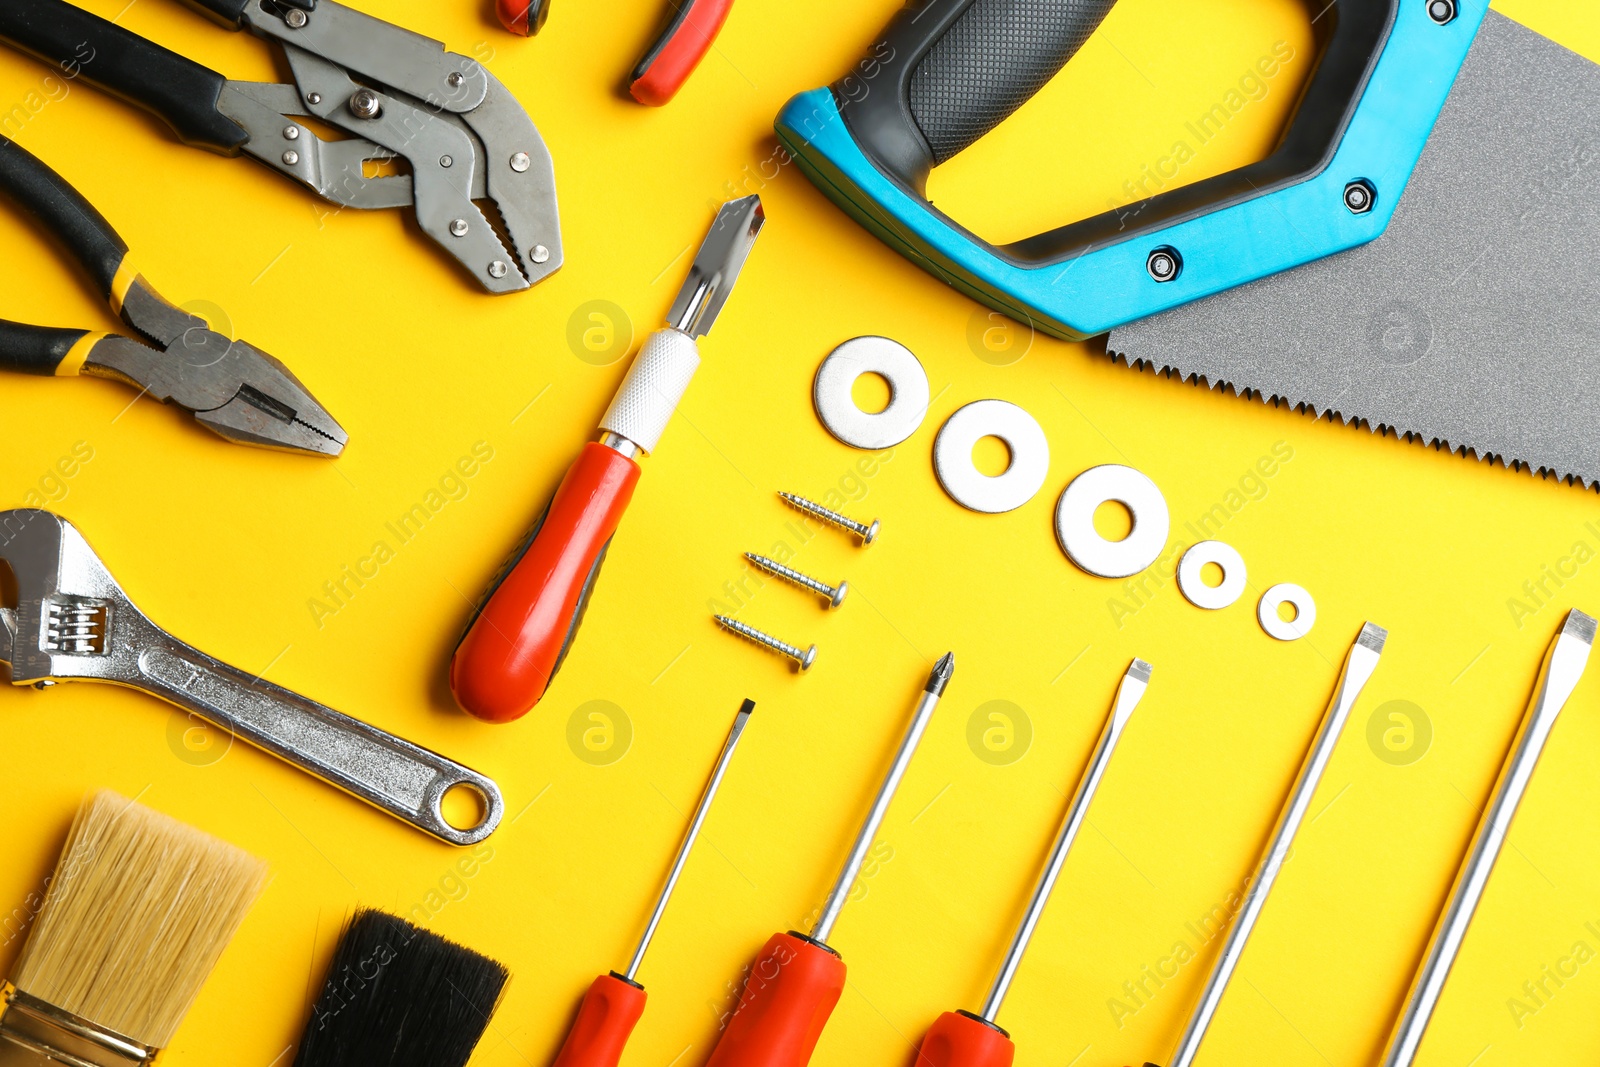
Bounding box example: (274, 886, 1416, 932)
(0, 789, 268, 1066)
(293, 909, 509, 1067)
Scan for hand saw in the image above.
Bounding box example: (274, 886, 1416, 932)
(776, 2, 1600, 486)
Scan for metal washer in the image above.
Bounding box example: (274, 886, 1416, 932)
(1177, 540, 1248, 610)
(1258, 583, 1317, 641)
(1055, 465, 1170, 578)
(933, 400, 1050, 514)
(813, 336, 930, 449)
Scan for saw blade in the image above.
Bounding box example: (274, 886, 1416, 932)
(1107, 12, 1600, 487)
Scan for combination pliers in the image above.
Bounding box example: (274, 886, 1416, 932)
(0, 138, 346, 455)
(0, 0, 561, 294)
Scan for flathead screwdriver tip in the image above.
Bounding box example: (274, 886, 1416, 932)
(1563, 609, 1597, 645)
(738, 698, 756, 716)
(926, 652, 955, 695)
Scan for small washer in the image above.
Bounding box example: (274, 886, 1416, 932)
(1054, 465, 1170, 578)
(932, 400, 1050, 514)
(813, 336, 930, 450)
(1177, 541, 1248, 610)
(1258, 583, 1317, 641)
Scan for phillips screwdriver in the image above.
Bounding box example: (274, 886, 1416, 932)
(916, 659, 1150, 1067)
(452, 196, 765, 723)
(548, 699, 755, 1067)
(704, 653, 955, 1067)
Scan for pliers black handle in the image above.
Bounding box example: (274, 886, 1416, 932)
(0, 138, 347, 454)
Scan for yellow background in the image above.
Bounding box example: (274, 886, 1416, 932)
(1, 1, 1598, 1065)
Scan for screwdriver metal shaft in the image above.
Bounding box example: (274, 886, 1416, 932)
(1379, 610, 1594, 1067)
(812, 652, 954, 944)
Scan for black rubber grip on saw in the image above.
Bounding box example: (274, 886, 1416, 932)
(908, 0, 1118, 165)
(0, 0, 249, 152)
(0, 321, 90, 374)
(0, 138, 129, 301)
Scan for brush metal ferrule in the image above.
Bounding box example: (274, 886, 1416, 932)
(0, 985, 157, 1067)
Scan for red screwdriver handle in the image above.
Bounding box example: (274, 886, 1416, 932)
(550, 972, 648, 1067)
(915, 1011, 1015, 1067)
(705, 932, 846, 1067)
(451, 441, 641, 722)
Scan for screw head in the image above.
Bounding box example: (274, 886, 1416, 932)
(283, 125, 300, 140)
(1147, 247, 1182, 283)
(862, 519, 880, 545)
(349, 88, 382, 120)
(448, 71, 466, 87)
(307, 92, 323, 106)
(530, 244, 550, 264)
(450, 218, 469, 237)
(1427, 0, 1457, 25)
(830, 581, 849, 609)
(488, 261, 509, 279)
(510, 151, 532, 173)
(798, 645, 818, 672)
(282, 149, 300, 166)
(1344, 179, 1376, 214)
(440, 154, 454, 169)
(284, 7, 308, 27)
(32, 680, 54, 690)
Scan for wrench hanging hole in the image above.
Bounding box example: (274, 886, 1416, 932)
(1092, 500, 1134, 542)
(441, 782, 490, 831)
(971, 435, 1013, 478)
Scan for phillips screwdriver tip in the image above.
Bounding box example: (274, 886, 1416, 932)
(926, 653, 955, 695)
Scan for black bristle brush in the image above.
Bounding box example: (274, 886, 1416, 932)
(293, 909, 509, 1067)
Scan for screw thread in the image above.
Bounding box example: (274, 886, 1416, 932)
(746, 553, 835, 599)
(779, 492, 869, 536)
(715, 615, 803, 661)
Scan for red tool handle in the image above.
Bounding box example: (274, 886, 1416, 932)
(628, 0, 735, 106)
(451, 441, 641, 723)
(550, 973, 648, 1067)
(704, 932, 846, 1067)
(495, 0, 551, 35)
(915, 1011, 1015, 1067)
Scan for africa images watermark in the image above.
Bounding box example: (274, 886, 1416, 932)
(1505, 920, 1600, 1031)
(307, 441, 496, 628)
(1504, 520, 1600, 630)
(1106, 441, 1295, 628)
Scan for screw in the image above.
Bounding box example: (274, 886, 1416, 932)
(349, 88, 382, 120)
(715, 615, 817, 671)
(441, 154, 454, 168)
(510, 151, 531, 173)
(283, 125, 300, 140)
(488, 261, 509, 279)
(307, 92, 322, 106)
(450, 219, 469, 237)
(1428, 0, 1457, 24)
(284, 7, 308, 28)
(1147, 246, 1181, 283)
(448, 71, 466, 88)
(746, 553, 848, 608)
(32, 680, 54, 690)
(282, 150, 300, 166)
(531, 244, 551, 264)
(778, 492, 879, 545)
(1344, 179, 1376, 214)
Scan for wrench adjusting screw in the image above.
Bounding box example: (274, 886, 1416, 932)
(715, 615, 817, 671)
(746, 553, 848, 609)
(778, 492, 879, 545)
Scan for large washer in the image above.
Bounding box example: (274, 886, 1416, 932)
(932, 400, 1050, 514)
(1055, 465, 1170, 578)
(813, 336, 930, 449)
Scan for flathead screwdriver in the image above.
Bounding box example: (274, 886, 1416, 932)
(916, 659, 1151, 1067)
(549, 699, 755, 1067)
(704, 653, 956, 1067)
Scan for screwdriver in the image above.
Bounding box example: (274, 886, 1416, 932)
(452, 196, 766, 723)
(704, 653, 955, 1067)
(550, 699, 755, 1067)
(916, 660, 1150, 1067)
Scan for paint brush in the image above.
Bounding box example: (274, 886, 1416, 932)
(292, 909, 509, 1067)
(0, 789, 268, 1066)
